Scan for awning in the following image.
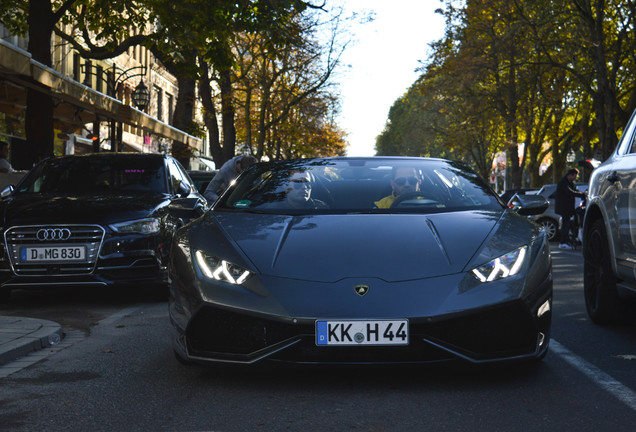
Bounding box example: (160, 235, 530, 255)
(0, 39, 202, 149)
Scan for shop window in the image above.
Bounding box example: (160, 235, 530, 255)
(73, 53, 80, 81)
(167, 93, 174, 123)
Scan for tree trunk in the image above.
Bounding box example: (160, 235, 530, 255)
(198, 65, 223, 167)
(26, 0, 55, 164)
(597, 93, 618, 161)
(577, 2, 618, 161)
(591, 54, 618, 160)
(504, 120, 522, 189)
(256, 88, 269, 160)
(507, 143, 522, 189)
(171, 76, 196, 168)
(219, 69, 236, 163)
(244, 87, 252, 150)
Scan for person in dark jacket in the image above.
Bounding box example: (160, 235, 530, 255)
(555, 168, 586, 249)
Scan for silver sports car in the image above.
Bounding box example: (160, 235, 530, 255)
(168, 157, 552, 366)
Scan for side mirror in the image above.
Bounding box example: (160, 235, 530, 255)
(168, 197, 202, 220)
(177, 181, 191, 197)
(1, 185, 14, 199)
(507, 193, 549, 216)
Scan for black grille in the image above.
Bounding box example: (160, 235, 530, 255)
(417, 301, 538, 360)
(187, 307, 303, 356)
(186, 301, 540, 364)
(4, 225, 104, 276)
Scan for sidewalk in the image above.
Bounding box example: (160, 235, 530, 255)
(0, 315, 64, 367)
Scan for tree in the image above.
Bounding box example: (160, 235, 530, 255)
(526, 0, 636, 160)
(119, 0, 310, 166)
(260, 92, 347, 159)
(1, 0, 316, 167)
(385, 0, 625, 188)
(0, 0, 152, 164)
(220, 7, 348, 163)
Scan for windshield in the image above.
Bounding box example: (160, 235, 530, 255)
(216, 158, 503, 214)
(16, 156, 168, 195)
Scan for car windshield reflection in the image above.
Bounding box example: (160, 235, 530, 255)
(216, 158, 503, 214)
(16, 156, 167, 195)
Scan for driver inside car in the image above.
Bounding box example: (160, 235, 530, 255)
(374, 166, 422, 208)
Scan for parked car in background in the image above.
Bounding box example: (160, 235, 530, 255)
(168, 157, 552, 367)
(187, 170, 218, 195)
(499, 188, 539, 205)
(0, 153, 207, 302)
(531, 182, 588, 242)
(583, 110, 636, 325)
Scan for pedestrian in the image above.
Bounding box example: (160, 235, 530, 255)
(0, 140, 15, 173)
(203, 154, 257, 203)
(555, 168, 586, 249)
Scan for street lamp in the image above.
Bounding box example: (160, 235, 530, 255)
(80, 62, 149, 152)
(132, 80, 150, 111)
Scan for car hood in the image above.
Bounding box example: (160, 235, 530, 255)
(1, 194, 169, 226)
(199, 210, 529, 283)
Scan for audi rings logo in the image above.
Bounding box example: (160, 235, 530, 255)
(37, 228, 72, 241)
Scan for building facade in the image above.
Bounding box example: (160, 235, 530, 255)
(0, 23, 203, 171)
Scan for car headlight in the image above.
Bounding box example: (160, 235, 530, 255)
(109, 218, 160, 234)
(471, 246, 527, 283)
(195, 250, 252, 285)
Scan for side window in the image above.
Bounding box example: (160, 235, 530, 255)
(167, 160, 185, 194)
(173, 160, 194, 192)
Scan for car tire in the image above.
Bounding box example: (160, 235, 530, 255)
(584, 219, 634, 324)
(537, 217, 558, 241)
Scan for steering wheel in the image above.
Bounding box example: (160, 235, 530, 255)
(390, 191, 435, 208)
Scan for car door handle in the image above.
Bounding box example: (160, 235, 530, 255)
(607, 172, 619, 183)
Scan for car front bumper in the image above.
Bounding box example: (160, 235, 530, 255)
(0, 225, 169, 290)
(170, 265, 552, 365)
(171, 291, 551, 365)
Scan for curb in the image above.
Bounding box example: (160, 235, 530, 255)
(0, 316, 64, 367)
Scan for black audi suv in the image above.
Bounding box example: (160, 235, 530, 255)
(0, 153, 207, 301)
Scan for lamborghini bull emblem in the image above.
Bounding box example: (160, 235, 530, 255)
(354, 284, 370, 297)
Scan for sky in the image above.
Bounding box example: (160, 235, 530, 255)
(334, 1, 446, 156)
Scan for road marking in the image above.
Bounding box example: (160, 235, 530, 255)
(551, 339, 636, 411)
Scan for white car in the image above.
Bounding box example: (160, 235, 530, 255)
(583, 110, 636, 324)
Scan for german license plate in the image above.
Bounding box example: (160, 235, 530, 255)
(21, 246, 86, 262)
(316, 320, 409, 346)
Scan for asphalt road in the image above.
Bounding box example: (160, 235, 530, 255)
(1, 248, 635, 431)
